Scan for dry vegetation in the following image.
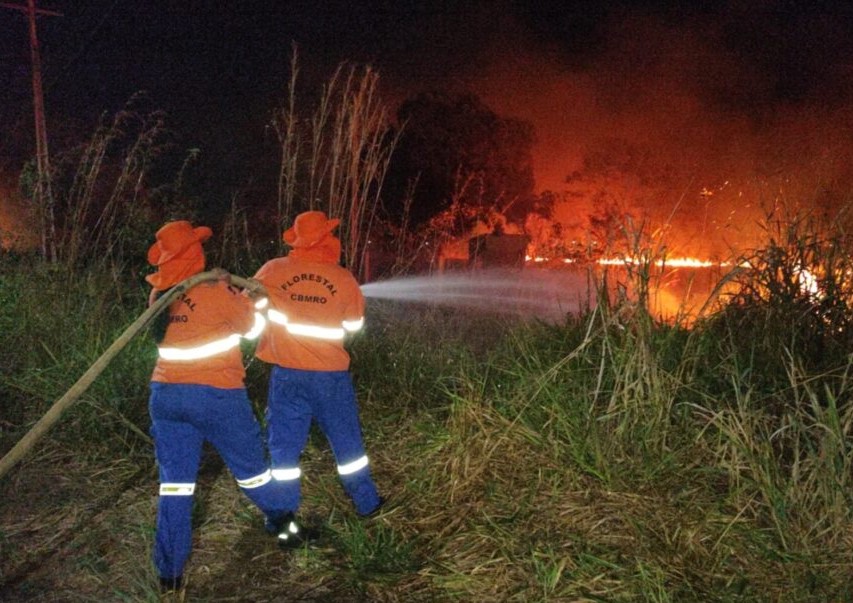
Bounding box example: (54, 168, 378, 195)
(2, 224, 853, 602)
(2, 54, 853, 601)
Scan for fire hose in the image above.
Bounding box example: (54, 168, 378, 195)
(0, 270, 265, 480)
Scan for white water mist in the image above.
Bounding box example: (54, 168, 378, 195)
(360, 268, 596, 322)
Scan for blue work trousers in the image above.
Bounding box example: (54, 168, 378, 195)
(149, 382, 286, 580)
(266, 366, 380, 515)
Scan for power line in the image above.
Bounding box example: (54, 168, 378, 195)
(0, 1, 60, 16)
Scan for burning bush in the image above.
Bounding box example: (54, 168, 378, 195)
(698, 208, 853, 397)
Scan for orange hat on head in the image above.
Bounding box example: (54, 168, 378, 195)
(147, 220, 212, 266)
(283, 211, 340, 248)
(145, 221, 212, 290)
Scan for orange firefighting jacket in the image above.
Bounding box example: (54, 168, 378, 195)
(253, 237, 364, 371)
(150, 280, 257, 389)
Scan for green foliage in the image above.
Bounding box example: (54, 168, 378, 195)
(3, 206, 853, 601)
(350, 301, 496, 416)
(333, 519, 420, 579)
(696, 209, 853, 403)
(5, 58, 852, 598)
(0, 257, 153, 459)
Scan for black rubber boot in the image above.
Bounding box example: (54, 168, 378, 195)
(274, 512, 321, 550)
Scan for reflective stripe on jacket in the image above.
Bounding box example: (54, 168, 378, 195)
(253, 256, 364, 371)
(151, 281, 257, 388)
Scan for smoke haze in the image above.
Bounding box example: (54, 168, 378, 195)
(2, 1, 851, 256)
(368, 1, 853, 253)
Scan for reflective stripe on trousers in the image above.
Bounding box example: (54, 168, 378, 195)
(159, 483, 196, 495)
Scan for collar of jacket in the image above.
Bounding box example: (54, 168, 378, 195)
(287, 235, 341, 264)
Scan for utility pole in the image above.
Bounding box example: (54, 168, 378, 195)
(1, 0, 62, 260)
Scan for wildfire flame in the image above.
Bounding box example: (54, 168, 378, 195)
(528, 255, 731, 268)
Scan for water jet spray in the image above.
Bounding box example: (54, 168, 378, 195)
(360, 268, 595, 322)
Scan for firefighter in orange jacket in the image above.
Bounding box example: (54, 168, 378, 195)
(253, 211, 382, 547)
(146, 221, 288, 593)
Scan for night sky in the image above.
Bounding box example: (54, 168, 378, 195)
(2, 0, 852, 237)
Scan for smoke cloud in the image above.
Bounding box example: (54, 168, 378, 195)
(3, 1, 851, 258)
(371, 1, 853, 255)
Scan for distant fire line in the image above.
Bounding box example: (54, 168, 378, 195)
(527, 256, 732, 268)
(526, 255, 823, 299)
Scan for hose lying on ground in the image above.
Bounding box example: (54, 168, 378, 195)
(0, 270, 265, 480)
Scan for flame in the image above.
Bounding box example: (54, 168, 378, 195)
(527, 255, 732, 268)
(521, 253, 741, 324)
(0, 187, 39, 251)
(443, 220, 747, 324)
(596, 257, 730, 268)
(797, 266, 820, 297)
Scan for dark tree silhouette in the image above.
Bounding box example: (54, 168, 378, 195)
(383, 92, 537, 230)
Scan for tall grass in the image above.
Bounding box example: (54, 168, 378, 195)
(270, 47, 401, 279)
(3, 71, 853, 601)
(3, 208, 853, 600)
(0, 255, 153, 456)
(46, 93, 192, 283)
